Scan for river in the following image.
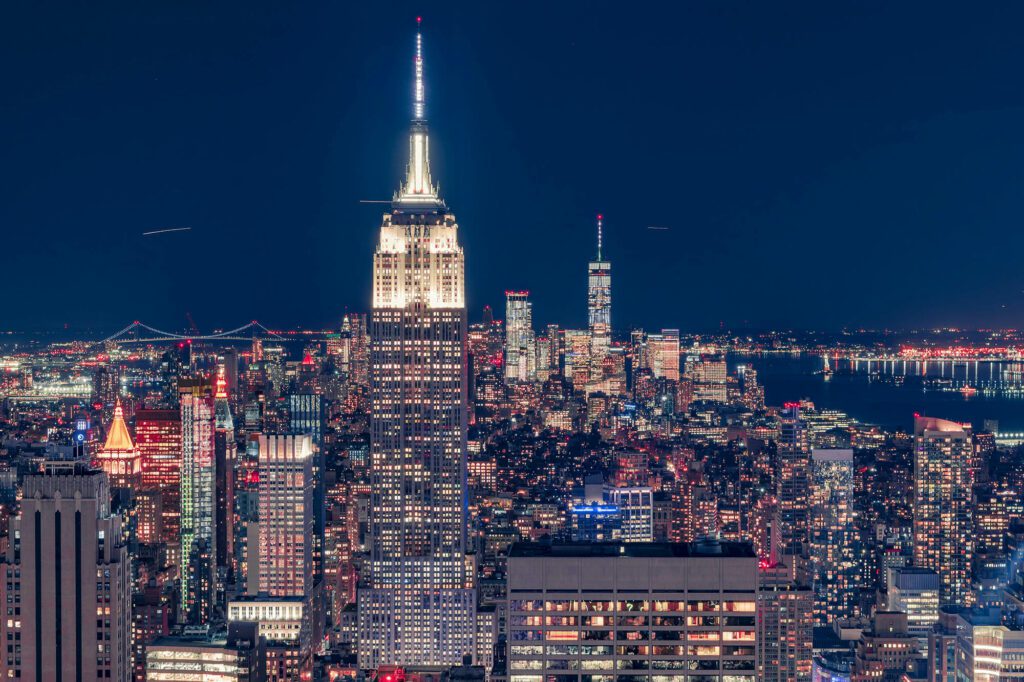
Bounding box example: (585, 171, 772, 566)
(731, 353, 1024, 433)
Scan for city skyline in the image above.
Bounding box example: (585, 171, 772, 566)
(6, 4, 1024, 331)
(6, 11, 1024, 679)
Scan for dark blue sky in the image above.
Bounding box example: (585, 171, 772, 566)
(4, 2, 1024, 333)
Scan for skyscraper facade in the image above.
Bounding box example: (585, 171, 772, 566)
(258, 434, 314, 597)
(504, 290, 535, 383)
(913, 416, 974, 606)
(588, 214, 611, 362)
(215, 368, 237, 599)
(507, 541, 758, 682)
(136, 408, 182, 562)
(775, 403, 810, 560)
(648, 329, 680, 381)
(809, 448, 860, 624)
(287, 393, 326, 584)
(757, 563, 813, 682)
(358, 23, 475, 669)
(0, 466, 132, 682)
(179, 378, 217, 624)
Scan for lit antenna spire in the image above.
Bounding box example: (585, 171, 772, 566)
(596, 213, 603, 261)
(414, 16, 425, 121)
(397, 16, 440, 205)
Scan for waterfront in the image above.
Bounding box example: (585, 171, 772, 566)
(735, 352, 1024, 433)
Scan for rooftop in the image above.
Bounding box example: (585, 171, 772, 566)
(509, 540, 756, 559)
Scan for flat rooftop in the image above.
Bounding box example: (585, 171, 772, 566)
(509, 541, 756, 559)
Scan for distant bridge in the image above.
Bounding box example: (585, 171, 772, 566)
(101, 320, 285, 344)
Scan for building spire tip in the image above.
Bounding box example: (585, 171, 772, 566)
(413, 21, 425, 122)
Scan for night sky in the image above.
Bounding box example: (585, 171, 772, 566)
(4, 3, 1024, 333)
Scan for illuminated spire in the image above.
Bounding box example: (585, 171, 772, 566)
(214, 365, 234, 430)
(414, 16, 425, 122)
(215, 365, 228, 399)
(596, 214, 603, 261)
(397, 17, 440, 206)
(102, 398, 134, 452)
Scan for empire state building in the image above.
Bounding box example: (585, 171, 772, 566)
(357, 23, 475, 669)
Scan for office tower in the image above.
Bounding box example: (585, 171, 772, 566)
(345, 313, 371, 387)
(959, 626, 1024, 680)
(925, 607, 1024, 681)
(93, 364, 121, 421)
(974, 486, 1008, 554)
(0, 466, 132, 682)
(885, 566, 939, 644)
(358, 22, 475, 669)
(226, 435, 317, 682)
(258, 434, 314, 597)
(97, 398, 141, 490)
(145, 621, 266, 681)
(563, 329, 592, 389)
(913, 416, 974, 606)
(288, 393, 326, 585)
(215, 368, 236, 598)
(545, 323, 561, 374)
(135, 488, 164, 545)
(136, 408, 183, 561)
(535, 335, 550, 379)
(757, 563, 813, 682)
(507, 540, 758, 682)
(570, 503, 622, 541)
(588, 213, 611, 363)
(850, 611, 920, 682)
(809, 448, 860, 624)
(630, 329, 649, 375)
(180, 378, 217, 624)
(288, 393, 324, 448)
(691, 355, 728, 403)
(504, 290, 536, 383)
(227, 597, 310, 679)
(603, 485, 654, 542)
(329, 315, 353, 365)
(775, 403, 810, 559)
(648, 329, 680, 380)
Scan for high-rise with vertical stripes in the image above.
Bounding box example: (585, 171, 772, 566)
(0, 466, 132, 682)
(357, 20, 475, 669)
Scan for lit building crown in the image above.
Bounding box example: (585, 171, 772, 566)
(374, 19, 463, 310)
(102, 399, 134, 452)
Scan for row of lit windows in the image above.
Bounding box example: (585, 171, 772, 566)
(511, 616, 755, 628)
(511, 630, 756, 643)
(511, 600, 756, 613)
(510, 645, 755, 657)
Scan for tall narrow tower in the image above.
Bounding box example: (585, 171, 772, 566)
(504, 290, 535, 383)
(913, 416, 974, 605)
(213, 366, 236, 597)
(179, 377, 216, 625)
(588, 213, 612, 362)
(358, 19, 475, 669)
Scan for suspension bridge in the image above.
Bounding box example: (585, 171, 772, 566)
(101, 320, 286, 344)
